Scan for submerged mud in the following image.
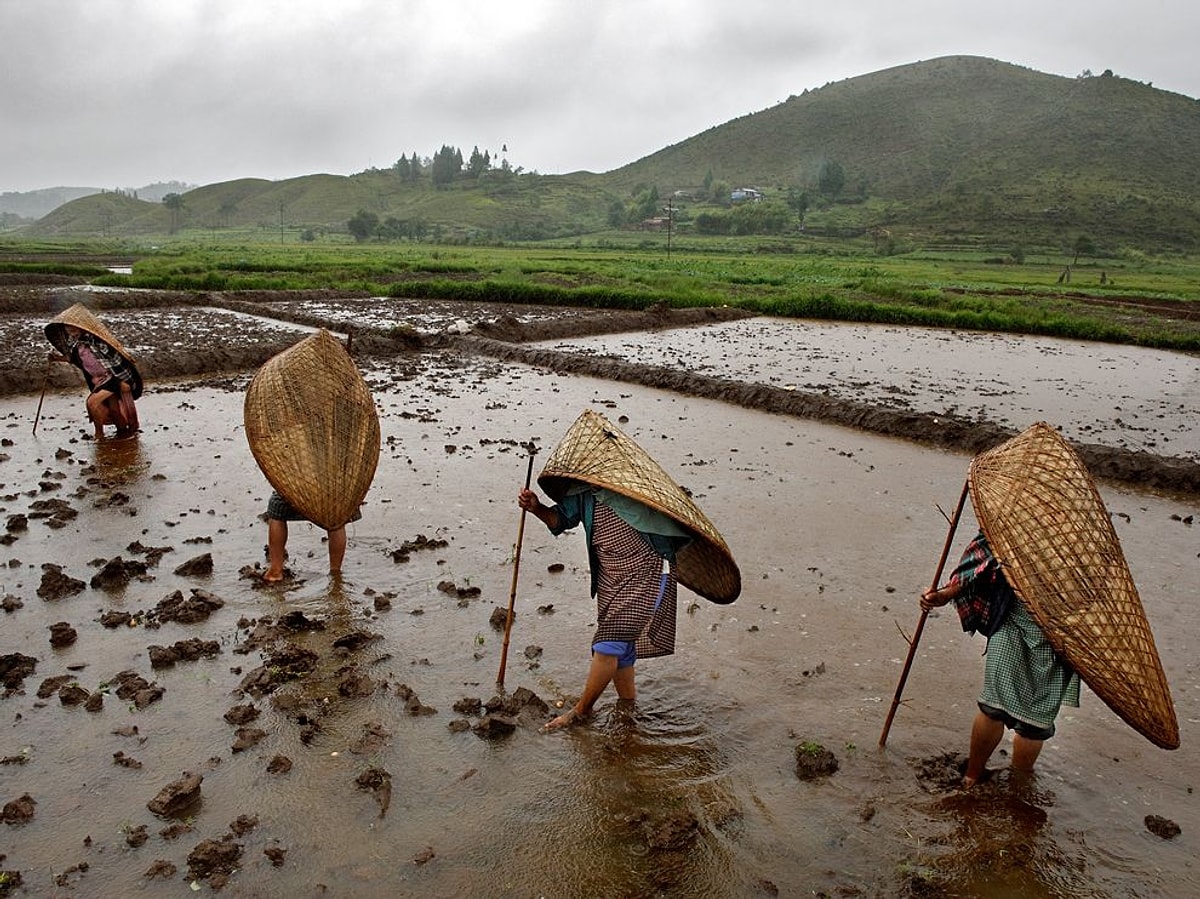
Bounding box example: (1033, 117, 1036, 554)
(0, 278, 1197, 896)
(462, 335, 1200, 496)
(4, 284, 1196, 495)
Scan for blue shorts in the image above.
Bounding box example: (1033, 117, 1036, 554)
(592, 640, 636, 669)
(978, 702, 1055, 741)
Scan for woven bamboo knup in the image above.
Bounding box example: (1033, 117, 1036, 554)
(968, 421, 1179, 750)
(243, 329, 380, 531)
(538, 408, 741, 604)
(44, 303, 144, 398)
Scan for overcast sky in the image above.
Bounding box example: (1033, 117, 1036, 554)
(3, 0, 1197, 194)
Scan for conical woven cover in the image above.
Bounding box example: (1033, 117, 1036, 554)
(968, 421, 1179, 750)
(244, 330, 380, 531)
(539, 409, 741, 604)
(44, 303, 143, 398)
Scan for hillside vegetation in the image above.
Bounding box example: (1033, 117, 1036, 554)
(20, 56, 1200, 253)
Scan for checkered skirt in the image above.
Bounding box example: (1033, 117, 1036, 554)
(592, 502, 677, 659)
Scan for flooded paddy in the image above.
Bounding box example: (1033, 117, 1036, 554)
(531, 317, 1200, 462)
(0, 287, 1196, 897)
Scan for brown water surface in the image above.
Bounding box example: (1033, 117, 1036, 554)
(0, 299, 1195, 897)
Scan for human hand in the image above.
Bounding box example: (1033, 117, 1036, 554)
(517, 488, 540, 512)
(920, 587, 949, 612)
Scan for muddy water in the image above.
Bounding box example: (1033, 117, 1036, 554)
(1, 336, 1197, 896)
(533, 317, 1200, 461)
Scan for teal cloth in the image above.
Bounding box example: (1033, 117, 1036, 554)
(591, 487, 689, 538)
(549, 486, 691, 599)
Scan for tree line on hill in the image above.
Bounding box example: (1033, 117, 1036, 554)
(346, 145, 854, 243)
(386, 144, 525, 188)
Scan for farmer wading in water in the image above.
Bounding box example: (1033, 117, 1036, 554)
(520, 409, 741, 732)
(519, 483, 690, 730)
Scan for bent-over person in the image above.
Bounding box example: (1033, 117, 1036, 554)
(48, 323, 140, 438)
(518, 483, 691, 731)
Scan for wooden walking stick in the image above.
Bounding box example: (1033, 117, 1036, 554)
(32, 357, 52, 434)
(497, 443, 537, 688)
(878, 479, 970, 748)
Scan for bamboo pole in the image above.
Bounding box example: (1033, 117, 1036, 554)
(496, 444, 537, 688)
(878, 479, 970, 748)
(32, 357, 52, 434)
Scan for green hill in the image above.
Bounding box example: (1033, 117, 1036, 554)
(618, 55, 1200, 249)
(25, 56, 1200, 251)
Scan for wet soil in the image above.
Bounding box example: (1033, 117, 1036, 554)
(0, 277, 1196, 896)
(3, 283, 1197, 494)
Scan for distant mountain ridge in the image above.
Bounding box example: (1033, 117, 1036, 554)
(0, 181, 196, 220)
(16, 56, 1200, 251)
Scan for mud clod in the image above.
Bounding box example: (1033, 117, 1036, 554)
(110, 670, 164, 708)
(174, 552, 214, 577)
(143, 860, 177, 880)
(152, 587, 225, 624)
(355, 766, 393, 818)
(794, 741, 839, 780)
(147, 772, 203, 817)
(1146, 814, 1181, 840)
(49, 622, 78, 647)
(37, 564, 86, 600)
(187, 836, 243, 883)
(90, 556, 149, 590)
(0, 652, 37, 696)
(1, 793, 36, 824)
(231, 727, 267, 753)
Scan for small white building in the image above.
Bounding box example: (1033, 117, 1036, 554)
(730, 187, 763, 203)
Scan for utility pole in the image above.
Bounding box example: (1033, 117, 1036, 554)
(665, 197, 674, 259)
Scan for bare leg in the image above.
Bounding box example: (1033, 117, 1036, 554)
(116, 383, 139, 435)
(544, 651, 621, 731)
(327, 526, 347, 575)
(613, 664, 636, 701)
(964, 709, 1005, 786)
(1011, 734, 1045, 774)
(86, 389, 115, 438)
(265, 519, 288, 582)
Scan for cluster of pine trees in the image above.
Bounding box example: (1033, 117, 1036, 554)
(391, 145, 518, 188)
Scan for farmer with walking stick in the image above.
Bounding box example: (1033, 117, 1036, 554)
(886, 422, 1178, 786)
(518, 409, 740, 732)
(920, 529, 1079, 787)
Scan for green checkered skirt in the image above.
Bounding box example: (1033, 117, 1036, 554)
(980, 601, 1081, 735)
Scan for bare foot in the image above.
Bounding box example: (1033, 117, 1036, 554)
(543, 708, 589, 732)
(961, 767, 996, 789)
(263, 570, 285, 584)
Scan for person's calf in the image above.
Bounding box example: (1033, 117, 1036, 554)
(1011, 734, 1045, 773)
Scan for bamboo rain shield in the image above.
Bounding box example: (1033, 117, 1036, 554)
(538, 408, 741, 604)
(968, 421, 1178, 750)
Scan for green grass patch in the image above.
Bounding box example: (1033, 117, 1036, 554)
(7, 237, 1200, 352)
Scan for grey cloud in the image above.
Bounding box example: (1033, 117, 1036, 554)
(2, 0, 1197, 192)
